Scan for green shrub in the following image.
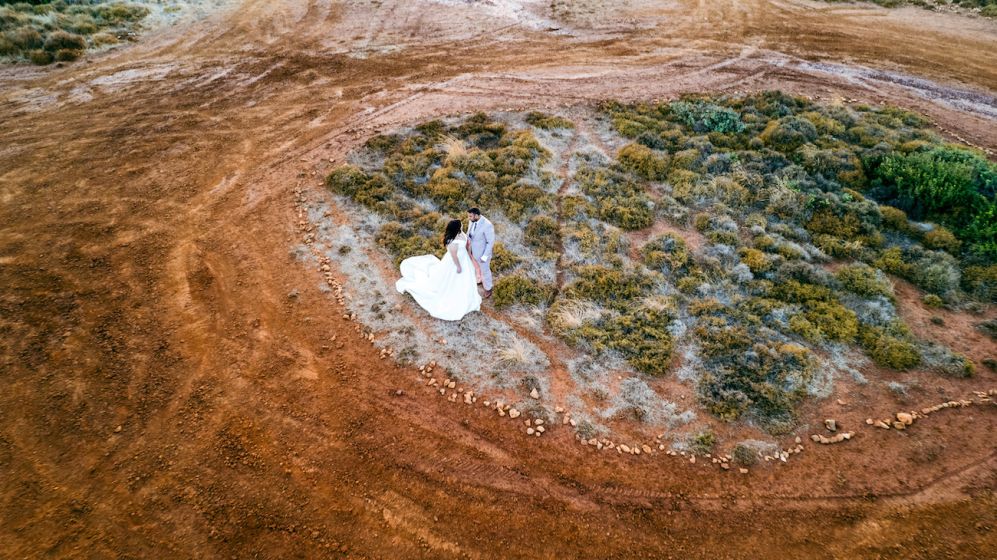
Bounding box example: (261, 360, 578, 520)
(911, 256, 961, 296)
(598, 307, 674, 375)
(553, 301, 674, 375)
(525, 111, 574, 130)
(874, 146, 996, 253)
(962, 265, 997, 302)
(5, 26, 42, 50)
(493, 275, 554, 308)
(565, 266, 655, 309)
(738, 247, 770, 273)
(921, 226, 961, 253)
(801, 301, 859, 342)
(575, 166, 654, 230)
(617, 143, 670, 181)
(43, 30, 85, 52)
(523, 215, 561, 258)
(922, 294, 944, 308)
(54, 47, 80, 61)
(879, 205, 911, 232)
(689, 430, 717, 454)
(806, 208, 861, 240)
(364, 133, 403, 153)
(873, 247, 914, 278)
(760, 116, 818, 152)
(922, 344, 974, 378)
(836, 263, 894, 300)
(490, 242, 521, 274)
(91, 31, 118, 46)
(27, 48, 51, 64)
(375, 222, 441, 266)
(698, 339, 816, 425)
(732, 443, 758, 466)
(670, 100, 744, 133)
(641, 233, 689, 272)
(859, 325, 921, 370)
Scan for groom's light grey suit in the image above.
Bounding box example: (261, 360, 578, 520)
(468, 215, 495, 291)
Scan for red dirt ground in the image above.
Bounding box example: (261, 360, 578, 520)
(1, 1, 995, 558)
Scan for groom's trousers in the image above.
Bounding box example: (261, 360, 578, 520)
(476, 256, 493, 291)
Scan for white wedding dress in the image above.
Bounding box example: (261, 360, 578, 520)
(396, 232, 482, 321)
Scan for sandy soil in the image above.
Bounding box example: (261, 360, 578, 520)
(1, 1, 995, 558)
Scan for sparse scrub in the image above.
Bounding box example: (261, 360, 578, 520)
(524, 215, 561, 259)
(689, 430, 717, 454)
(641, 233, 689, 273)
(333, 95, 989, 437)
(525, 111, 575, 130)
(0, 1, 149, 64)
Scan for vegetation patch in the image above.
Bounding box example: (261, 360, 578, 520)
(330, 92, 992, 432)
(0, 0, 151, 64)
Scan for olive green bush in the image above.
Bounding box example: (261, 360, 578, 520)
(523, 215, 561, 259)
(525, 111, 575, 130)
(859, 324, 921, 370)
(836, 263, 894, 300)
(641, 233, 689, 273)
(493, 275, 555, 308)
(574, 165, 654, 230)
(617, 143, 670, 181)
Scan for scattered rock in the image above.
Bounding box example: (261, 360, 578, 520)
(529, 388, 540, 399)
(113, 425, 122, 433)
(526, 428, 535, 435)
(896, 412, 914, 426)
(739, 468, 749, 474)
(874, 420, 891, 429)
(825, 419, 837, 432)
(508, 408, 521, 419)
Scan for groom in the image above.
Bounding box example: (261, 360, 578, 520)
(467, 207, 495, 298)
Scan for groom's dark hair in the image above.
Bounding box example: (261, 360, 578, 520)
(468, 207, 481, 216)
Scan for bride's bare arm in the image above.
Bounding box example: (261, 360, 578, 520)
(449, 244, 462, 273)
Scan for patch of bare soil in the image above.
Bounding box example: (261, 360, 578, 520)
(1, 1, 995, 558)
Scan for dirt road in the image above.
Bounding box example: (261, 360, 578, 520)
(1, 1, 995, 557)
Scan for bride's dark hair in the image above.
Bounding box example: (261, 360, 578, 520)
(443, 219, 462, 249)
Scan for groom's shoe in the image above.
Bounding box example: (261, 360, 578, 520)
(483, 289, 492, 298)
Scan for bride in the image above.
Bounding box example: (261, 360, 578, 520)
(395, 219, 482, 321)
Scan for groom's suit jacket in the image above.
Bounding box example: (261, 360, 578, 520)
(468, 216, 495, 262)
